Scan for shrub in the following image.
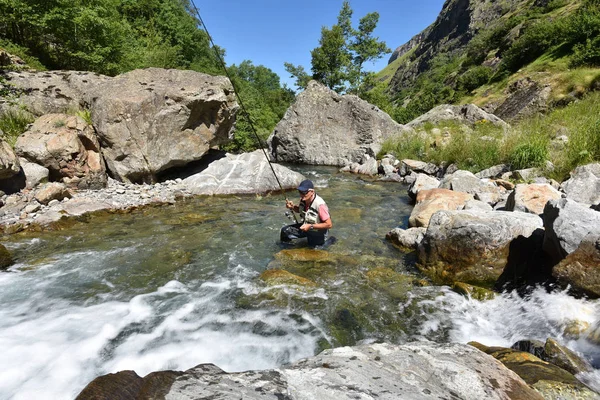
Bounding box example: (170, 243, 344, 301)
(458, 66, 492, 93)
(0, 110, 34, 146)
(508, 141, 549, 170)
(379, 135, 428, 161)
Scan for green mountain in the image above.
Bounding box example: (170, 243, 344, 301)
(376, 0, 600, 123)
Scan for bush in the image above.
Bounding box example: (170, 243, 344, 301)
(508, 141, 549, 170)
(379, 135, 428, 160)
(0, 110, 34, 146)
(458, 66, 492, 93)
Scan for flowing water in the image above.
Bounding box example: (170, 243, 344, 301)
(0, 166, 598, 399)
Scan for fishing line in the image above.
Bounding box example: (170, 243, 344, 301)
(190, 1, 299, 223)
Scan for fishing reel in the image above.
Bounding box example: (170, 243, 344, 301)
(284, 211, 294, 220)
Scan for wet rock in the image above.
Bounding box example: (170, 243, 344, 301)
(470, 342, 597, 399)
(543, 338, 594, 376)
(183, 150, 304, 195)
(418, 210, 543, 286)
(386, 227, 426, 249)
(268, 80, 412, 166)
(409, 188, 473, 228)
(505, 183, 562, 215)
(78, 342, 543, 400)
(452, 282, 496, 300)
(260, 269, 317, 287)
(552, 233, 600, 298)
(0, 243, 13, 270)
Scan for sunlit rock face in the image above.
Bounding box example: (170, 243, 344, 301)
(89, 68, 239, 183)
(268, 80, 412, 167)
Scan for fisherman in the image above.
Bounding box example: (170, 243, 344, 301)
(280, 179, 332, 247)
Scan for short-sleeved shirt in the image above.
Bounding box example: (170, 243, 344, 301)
(303, 201, 330, 222)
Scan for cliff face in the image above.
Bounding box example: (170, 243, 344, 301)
(387, 0, 528, 95)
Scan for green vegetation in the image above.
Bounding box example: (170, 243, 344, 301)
(284, 1, 390, 94)
(379, 91, 600, 181)
(0, 110, 34, 146)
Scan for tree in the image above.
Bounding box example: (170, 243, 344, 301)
(284, 1, 390, 93)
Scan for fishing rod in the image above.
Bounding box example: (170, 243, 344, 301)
(190, 1, 299, 224)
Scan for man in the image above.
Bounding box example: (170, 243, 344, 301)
(280, 179, 333, 247)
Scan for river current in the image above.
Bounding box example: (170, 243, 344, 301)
(0, 166, 598, 399)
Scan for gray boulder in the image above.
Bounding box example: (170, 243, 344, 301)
(1, 70, 109, 116)
(406, 104, 509, 129)
(440, 170, 504, 205)
(183, 150, 304, 196)
(89, 68, 239, 183)
(418, 209, 543, 285)
(19, 158, 49, 189)
(386, 227, 427, 249)
(0, 139, 20, 180)
(268, 80, 412, 166)
(475, 164, 510, 179)
(552, 233, 600, 298)
(561, 163, 600, 205)
(399, 159, 439, 176)
(15, 114, 106, 189)
(543, 198, 600, 266)
(408, 173, 440, 201)
(76, 342, 541, 400)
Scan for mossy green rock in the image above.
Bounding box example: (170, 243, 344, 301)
(452, 282, 496, 301)
(260, 269, 317, 287)
(0, 243, 13, 269)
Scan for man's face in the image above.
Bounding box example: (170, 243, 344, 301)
(299, 189, 313, 201)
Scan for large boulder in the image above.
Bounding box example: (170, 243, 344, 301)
(76, 342, 542, 400)
(409, 188, 473, 228)
(15, 114, 106, 189)
(89, 68, 239, 183)
(439, 170, 504, 205)
(493, 78, 552, 121)
(0, 138, 20, 179)
(1, 70, 109, 116)
(542, 198, 600, 266)
(418, 209, 543, 285)
(505, 183, 562, 215)
(268, 80, 411, 166)
(406, 104, 509, 129)
(552, 233, 600, 298)
(183, 150, 305, 195)
(561, 163, 600, 205)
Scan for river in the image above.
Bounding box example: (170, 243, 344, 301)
(0, 166, 598, 399)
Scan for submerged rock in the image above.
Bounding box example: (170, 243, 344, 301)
(76, 342, 542, 400)
(0, 243, 13, 270)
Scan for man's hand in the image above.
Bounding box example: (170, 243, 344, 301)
(300, 223, 312, 232)
(285, 200, 295, 210)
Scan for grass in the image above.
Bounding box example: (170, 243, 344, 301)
(380, 91, 600, 180)
(0, 110, 34, 146)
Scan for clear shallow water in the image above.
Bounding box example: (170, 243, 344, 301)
(0, 166, 598, 399)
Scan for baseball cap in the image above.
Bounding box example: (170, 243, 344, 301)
(297, 179, 314, 192)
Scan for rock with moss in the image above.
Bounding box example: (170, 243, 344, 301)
(0, 243, 13, 270)
(552, 233, 600, 299)
(452, 282, 496, 300)
(470, 341, 598, 399)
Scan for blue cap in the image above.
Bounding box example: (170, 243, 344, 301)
(297, 179, 314, 191)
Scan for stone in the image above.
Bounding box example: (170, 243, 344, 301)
(409, 188, 473, 228)
(34, 182, 71, 205)
(493, 78, 552, 121)
(76, 342, 542, 400)
(15, 114, 107, 189)
(561, 163, 600, 205)
(406, 104, 509, 129)
(418, 209, 543, 285)
(439, 170, 503, 205)
(386, 227, 427, 249)
(19, 158, 49, 189)
(0, 139, 20, 180)
(399, 159, 439, 176)
(268, 80, 412, 166)
(407, 173, 440, 201)
(542, 198, 600, 266)
(505, 183, 562, 215)
(552, 234, 600, 298)
(89, 68, 239, 183)
(0, 243, 13, 269)
(183, 150, 305, 195)
(475, 164, 510, 179)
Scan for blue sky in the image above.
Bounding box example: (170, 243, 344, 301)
(191, 0, 446, 90)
